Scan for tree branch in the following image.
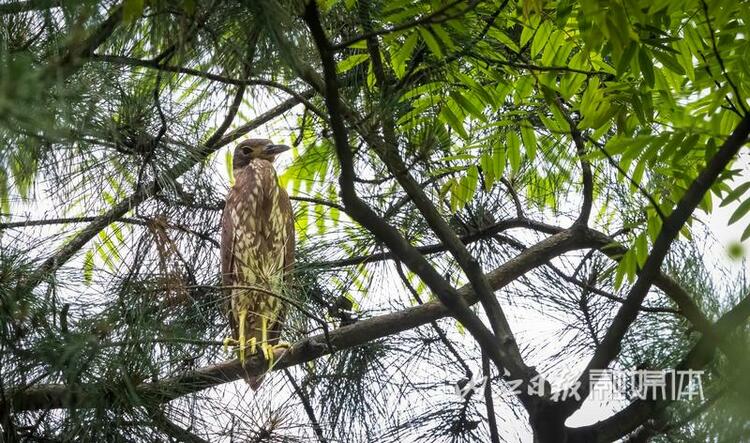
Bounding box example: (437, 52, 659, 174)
(562, 113, 750, 417)
(0, 0, 60, 15)
(27, 90, 312, 288)
(482, 353, 501, 443)
(4, 227, 595, 411)
(44, 4, 123, 80)
(311, 217, 559, 268)
(283, 369, 328, 443)
(90, 54, 328, 120)
(569, 293, 750, 442)
(301, 1, 538, 409)
(552, 96, 593, 226)
(330, 0, 474, 50)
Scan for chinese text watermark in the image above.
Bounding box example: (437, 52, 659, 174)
(455, 368, 705, 401)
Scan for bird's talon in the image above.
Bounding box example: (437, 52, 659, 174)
(223, 337, 234, 353)
(262, 343, 274, 367)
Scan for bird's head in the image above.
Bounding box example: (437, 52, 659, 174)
(233, 139, 291, 169)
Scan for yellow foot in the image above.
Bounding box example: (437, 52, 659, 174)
(223, 337, 238, 353)
(222, 337, 258, 364)
(259, 342, 290, 370)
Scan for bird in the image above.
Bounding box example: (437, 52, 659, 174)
(221, 138, 295, 389)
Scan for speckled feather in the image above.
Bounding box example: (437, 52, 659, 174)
(220, 157, 294, 381)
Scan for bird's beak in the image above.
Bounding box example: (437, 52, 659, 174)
(263, 144, 291, 155)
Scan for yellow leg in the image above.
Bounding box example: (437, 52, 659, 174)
(238, 309, 247, 363)
(247, 336, 257, 356)
(267, 342, 290, 370)
(261, 316, 269, 361)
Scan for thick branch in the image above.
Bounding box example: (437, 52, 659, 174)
(301, 0, 538, 408)
(564, 113, 750, 416)
(569, 293, 750, 442)
(5, 228, 596, 411)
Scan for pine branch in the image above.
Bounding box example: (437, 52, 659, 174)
(4, 227, 595, 411)
(26, 90, 312, 289)
(564, 112, 750, 417)
(301, 0, 542, 409)
(0, 0, 60, 15)
(570, 293, 750, 442)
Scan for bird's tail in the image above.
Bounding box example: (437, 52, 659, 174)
(246, 374, 265, 390)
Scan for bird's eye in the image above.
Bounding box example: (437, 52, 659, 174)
(243, 147, 252, 154)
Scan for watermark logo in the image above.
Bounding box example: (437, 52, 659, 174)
(455, 368, 705, 401)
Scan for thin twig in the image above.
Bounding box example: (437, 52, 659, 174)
(395, 261, 473, 376)
(701, 0, 747, 114)
(331, 0, 473, 50)
(283, 369, 328, 443)
(481, 353, 501, 443)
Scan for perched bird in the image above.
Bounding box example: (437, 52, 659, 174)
(221, 138, 294, 389)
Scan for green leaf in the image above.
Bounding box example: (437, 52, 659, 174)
(520, 22, 535, 47)
(466, 165, 478, 194)
(720, 182, 750, 207)
(450, 91, 485, 121)
(742, 223, 750, 242)
(635, 233, 649, 267)
(392, 32, 418, 78)
(542, 31, 567, 66)
(625, 248, 636, 283)
(675, 39, 695, 81)
(652, 49, 686, 75)
(617, 41, 637, 76)
(123, 0, 145, 23)
(647, 209, 662, 242)
(315, 203, 326, 234)
(296, 201, 309, 235)
(337, 54, 369, 73)
(493, 142, 506, 179)
(531, 21, 553, 58)
(0, 169, 9, 218)
(729, 198, 750, 225)
(480, 153, 494, 190)
(520, 125, 537, 162)
(507, 131, 521, 174)
(440, 104, 468, 139)
(431, 25, 456, 51)
(418, 28, 443, 58)
(638, 47, 655, 88)
(83, 250, 94, 286)
(111, 223, 124, 244)
(225, 149, 235, 186)
(367, 60, 376, 89)
(455, 320, 465, 335)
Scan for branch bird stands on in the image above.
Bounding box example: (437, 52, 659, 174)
(221, 138, 295, 389)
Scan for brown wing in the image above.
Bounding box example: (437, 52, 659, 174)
(221, 159, 294, 345)
(220, 186, 239, 338)
(267, 184, 294, 345)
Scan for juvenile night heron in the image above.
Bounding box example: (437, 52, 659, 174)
(221, 138, 294, 389)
